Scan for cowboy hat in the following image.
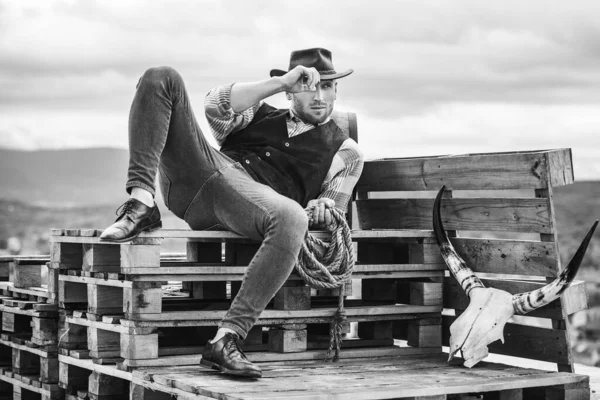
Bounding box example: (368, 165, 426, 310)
(270, 48, 353, 80)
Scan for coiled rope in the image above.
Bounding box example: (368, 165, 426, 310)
(295, 206, 355, 362)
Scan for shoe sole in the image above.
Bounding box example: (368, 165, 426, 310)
(199, 358, 262, 378)
(99, 221, 163, 243)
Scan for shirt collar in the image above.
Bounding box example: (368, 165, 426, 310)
(288, 109, 330, 126)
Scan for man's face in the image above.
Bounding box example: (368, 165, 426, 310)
(290, 79, 337, 125)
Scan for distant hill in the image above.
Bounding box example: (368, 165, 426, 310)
(0, 148, 131, 207)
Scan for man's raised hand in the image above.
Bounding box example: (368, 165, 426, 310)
(279, 66, 320, 93)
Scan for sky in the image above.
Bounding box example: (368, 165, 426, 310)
(1, 0, 600, 179)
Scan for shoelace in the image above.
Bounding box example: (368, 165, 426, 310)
(224, 334, 248, 360)
(115, 199, 137, 218)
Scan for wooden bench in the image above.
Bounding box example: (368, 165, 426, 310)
(45, 115, 592, 398)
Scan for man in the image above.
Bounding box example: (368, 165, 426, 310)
(99, 48, 363, 378)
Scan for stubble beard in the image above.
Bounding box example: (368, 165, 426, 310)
(292, 98, 333, 126)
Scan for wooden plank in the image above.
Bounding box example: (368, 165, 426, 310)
(58, 355, 131, 381)
(122, 304, 442, 324)
(442, 316, 570, 364)
(52, 229, 435, 243)
(0, 338, 55, 358)
(421, 238, 558, 277)
(356, 149, 573, 192)
(12, 263, 42, 289)
(123, 346, 440, 367)
(59, 275, 131, 288)
(121, 244, 160, 269)
(0, 373, 59, 397)
(122, 264, 445, 278)
(444, 278, 587, 319)
(356, 198, 551, 233)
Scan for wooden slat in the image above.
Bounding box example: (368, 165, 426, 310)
(444, 278, 588, 319)
(124, 347, 440, 368)
(120, 304, 441, 325)
(357, 149, 573, 192)
(442, 316, 570, 364)
(51, 229, 435, 242)
(357, 198, 551, 233)
(121, 263, 446, 278)
(421, 238, 558, 277)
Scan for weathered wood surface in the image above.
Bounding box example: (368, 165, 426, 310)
(121, 263, 445, 278)
(131, 353, 588, 400)
(123, 347, 440, 368)
(120, 304, 442, 324)
(420, 238, 558, 277)
(356, 197, 552, 233)
(442, 316, 571, 365)
(444, 279, 588, 319)
(356, 148, 573, 192)
(50, 228, 435, 241)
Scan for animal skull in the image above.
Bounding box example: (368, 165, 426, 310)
(433, 185, 598, 368)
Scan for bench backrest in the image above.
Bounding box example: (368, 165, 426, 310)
(354, 148, 586, 372)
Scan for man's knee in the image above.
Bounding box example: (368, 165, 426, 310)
(269, 201, 308, 244)
(138, 66, 184, 89)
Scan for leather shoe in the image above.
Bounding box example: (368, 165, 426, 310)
(99, 198, 162, 243)
(200, 333, 262, 378)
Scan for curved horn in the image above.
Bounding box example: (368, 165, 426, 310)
(513, 220, 598, 315)
(433, 185, 485, 298)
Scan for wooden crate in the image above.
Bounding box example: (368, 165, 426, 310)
(355, 148, 587, 373)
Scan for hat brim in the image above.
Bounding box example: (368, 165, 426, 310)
(269, 68, 353, 80)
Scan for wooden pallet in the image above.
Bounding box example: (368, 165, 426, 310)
(0, 366, 61, 400)
(0, 256, 57, 310)
(57, 352, 590, 400)
(0, 292, 60, 399)
(57, 302, 442, 368)
(1, 297, 58, 350)
(50, 228, 446, 368)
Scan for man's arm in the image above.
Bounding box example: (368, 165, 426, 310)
(205, 66, 321, 145)
(307, 139, 364, 227)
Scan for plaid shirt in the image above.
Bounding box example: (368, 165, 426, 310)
(205, 83, 364, 212)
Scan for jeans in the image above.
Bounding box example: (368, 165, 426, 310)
(126, 67, 308, 339)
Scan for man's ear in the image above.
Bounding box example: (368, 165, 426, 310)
(286, 92, 292, 101)
(334, 81, 338, 100)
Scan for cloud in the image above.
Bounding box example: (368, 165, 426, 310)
(0, 0, 600, 179)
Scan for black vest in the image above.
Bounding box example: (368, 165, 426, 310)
(220, 104, 348, 207)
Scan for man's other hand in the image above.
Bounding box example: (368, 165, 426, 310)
(306, 198, 335, 228)
(280, 66, 320, 93)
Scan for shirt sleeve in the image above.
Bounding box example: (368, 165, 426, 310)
(318, 138, 364, 213)
(204, 83, 262, 146)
